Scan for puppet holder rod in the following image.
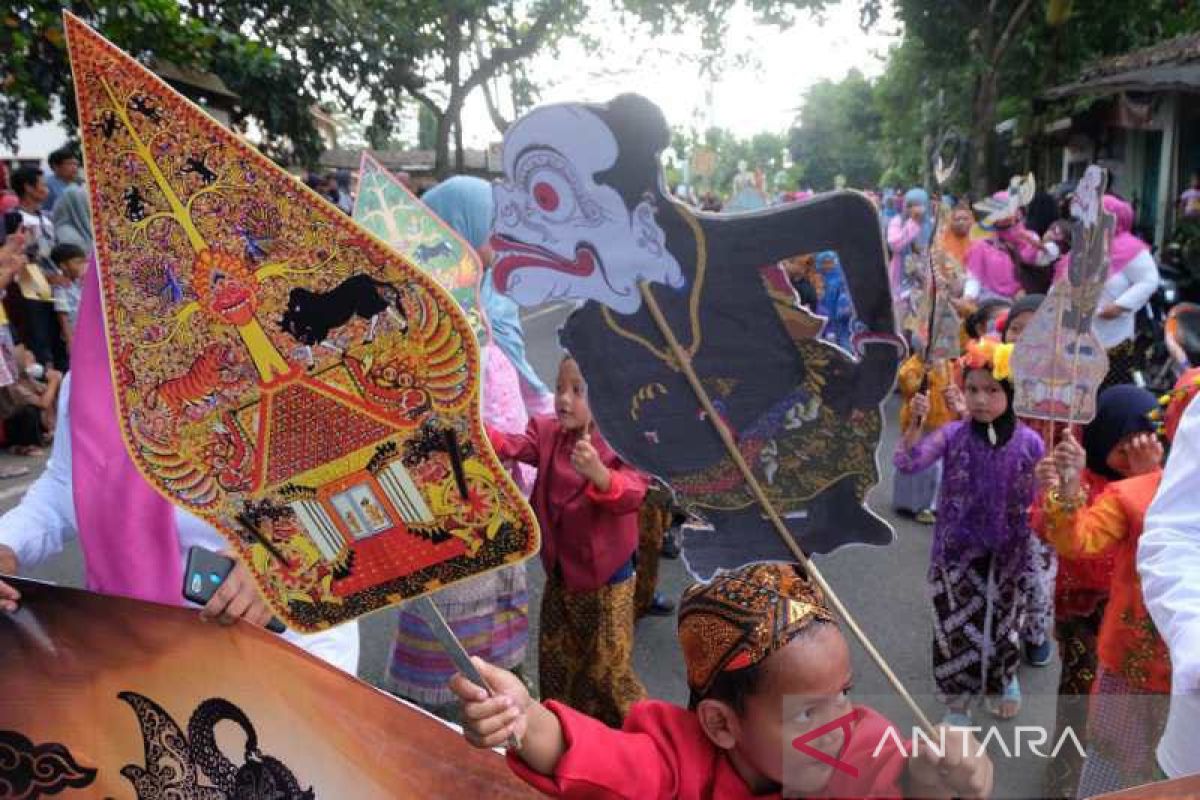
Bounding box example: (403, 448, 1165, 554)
(413, 595, 522, 750)
(637, 281, 937, 737)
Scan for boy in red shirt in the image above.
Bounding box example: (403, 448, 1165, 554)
(488, 356, 648, 726)
(451, 562, 993, 798)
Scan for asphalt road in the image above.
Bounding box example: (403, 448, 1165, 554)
(10, 300, 1058, 798)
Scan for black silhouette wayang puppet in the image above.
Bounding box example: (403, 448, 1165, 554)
(490, 94, 902, 577)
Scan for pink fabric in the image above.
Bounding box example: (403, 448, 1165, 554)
(0, 192, 17, 215)
(966, 238, 1023, 299)
(71, 262, 183, 605)
(1104, 194, 1149, 274)
(482, 340, 535, 494)
(887, 216, 921, 290)
(1054, 195, 1150, 282)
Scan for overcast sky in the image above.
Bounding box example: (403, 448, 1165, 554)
(460, 0, 901, 145)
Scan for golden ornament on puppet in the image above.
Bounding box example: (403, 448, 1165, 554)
(65, 14, 537, 631)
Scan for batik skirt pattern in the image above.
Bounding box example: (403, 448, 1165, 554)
(539, 571, 647, 728)
(930, 552, 1025, 707)
(1021, 537, 1058, 647)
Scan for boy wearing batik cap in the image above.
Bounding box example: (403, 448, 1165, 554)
(451, 562, 993, 798)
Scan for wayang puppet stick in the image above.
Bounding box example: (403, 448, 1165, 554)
(637, 282, 938, 736)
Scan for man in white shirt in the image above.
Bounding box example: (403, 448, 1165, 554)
(0, 375, 360, 675)
(1139, 386, 1200, 778)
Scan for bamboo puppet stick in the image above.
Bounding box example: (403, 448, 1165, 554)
(637, 282, 938, 737)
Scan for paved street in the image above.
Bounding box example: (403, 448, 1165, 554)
(10, 300, 1056, 797)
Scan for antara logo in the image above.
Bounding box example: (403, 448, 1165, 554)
(790, 708, 866, 778)
(871, 725, 1087, 760)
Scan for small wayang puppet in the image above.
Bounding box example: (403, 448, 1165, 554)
(64, 15, 537, 631)
(489, 94, 902, 577)
(1012, 165, 1112, 426)
(352, 152, 485, 338)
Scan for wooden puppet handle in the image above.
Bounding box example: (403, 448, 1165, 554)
(637, 282, 937, 737)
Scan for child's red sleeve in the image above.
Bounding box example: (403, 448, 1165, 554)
(585, 464, 647, 515)
(487, 418, 540, 466)
(506, 701, 677, 799)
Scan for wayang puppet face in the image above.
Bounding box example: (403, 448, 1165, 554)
(194, 249, 258, 326)
(490, 103, 684, 315)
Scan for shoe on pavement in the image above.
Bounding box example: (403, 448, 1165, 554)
(915, 509, 937, 525)
(647, 592, 675, 616)
(1024, 639, 1053, 667)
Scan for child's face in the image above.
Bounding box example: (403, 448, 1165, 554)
(1105, 431, 1158, 476)
(62, 256, 86, 279)
(1004, 310, 1033, 343)
(730, 625, 854, 794)
(555, 359, 592, 432)
(950, 209, 973, 236)
(964, 368, 1008, 424)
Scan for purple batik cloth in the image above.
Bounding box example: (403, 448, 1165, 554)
(895, 421, 1044, 576)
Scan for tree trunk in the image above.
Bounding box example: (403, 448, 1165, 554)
(970, 70, 997, 197)
(434, 111, 452, 179)
(454, 112, 465, 172)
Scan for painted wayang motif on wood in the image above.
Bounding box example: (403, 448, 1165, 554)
(490, 94, 901, 579)
(0, 578, 539, 799)
(65, 15, 537, 631)
(1012, 165, 1111, 423)
(351, 153, 486, 338)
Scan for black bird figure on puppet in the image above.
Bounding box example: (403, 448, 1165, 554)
(490, 94, 902, 578)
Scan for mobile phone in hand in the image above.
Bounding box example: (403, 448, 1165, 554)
(183, 546, 286, 634)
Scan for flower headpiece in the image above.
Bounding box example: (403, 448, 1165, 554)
(960, 336, 1013, 383)
(1148, 368, 1200, 440)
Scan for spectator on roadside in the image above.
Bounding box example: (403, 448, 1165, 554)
(52, 184, 94, 257)
(44, 147, 81, 213)
(10, 166, 68, 372)
(0, 345, 62, 455)
(49, 243, 86, 353)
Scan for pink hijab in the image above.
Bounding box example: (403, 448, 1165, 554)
(1055, 195, 1149, 282)
(70, 262, 183, 605)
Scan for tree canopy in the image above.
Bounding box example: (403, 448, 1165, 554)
(789, 0, 1200, 194)
(2, 0, 326, 163)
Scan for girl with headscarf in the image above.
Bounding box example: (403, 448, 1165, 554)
(1055, 195, 1159, 391)
(999, 293, 1059, 669)
(1035, 375, 1197, 797)
(387, 176, 533, 717)
(413, 177, 553, 416)
(895, 338, 1044, 725)
(887, 187, 934, 295)
(812, 250, 857, 351)
(52, 184, 94, 256)
(963, 191, 1048, 302)
(1029, 384, 1160, 798)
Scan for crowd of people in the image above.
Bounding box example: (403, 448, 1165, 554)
(4, 142, 1200, 799)
(0, 151, 92, 466)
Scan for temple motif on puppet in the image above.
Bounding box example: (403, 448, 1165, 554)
(65, 14, 537, 631)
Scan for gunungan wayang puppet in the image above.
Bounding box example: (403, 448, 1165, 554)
(65, 15, 537, 630)
(489, 94, 902, 576)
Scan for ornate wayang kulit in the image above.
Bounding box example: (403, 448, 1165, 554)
(65, 16, 537, 630)
(490, 94, 901, 579)
(351, 152, 486, 337)
(1012, 165, 1111, 424)
(0, 578, 539, 799)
